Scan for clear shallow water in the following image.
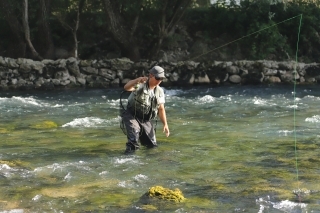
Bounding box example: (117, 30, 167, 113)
(0, 85, 320, 212)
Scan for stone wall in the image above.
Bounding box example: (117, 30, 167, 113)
(0, 56, 320, 91)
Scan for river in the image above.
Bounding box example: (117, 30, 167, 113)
(1, 84, 320, 212)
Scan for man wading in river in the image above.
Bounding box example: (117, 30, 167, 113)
(120, 66, 170, 154)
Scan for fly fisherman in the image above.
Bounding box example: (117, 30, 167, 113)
(121, 66, 170, 154)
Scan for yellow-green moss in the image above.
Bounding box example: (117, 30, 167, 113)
(185, 197, 221, 209)
(147, 186, 185, 202)
(30, 121, 58, 129)
(141, 204, 158, 211)
(0, 160, 17, 167)
(241, 184, 294, 200)
(0, 200, 20, 211)
(0, 124, 15, 133)
(39, 180, 120, 198)
(0, 128, 9, 134)
(0, 160, 28, 168)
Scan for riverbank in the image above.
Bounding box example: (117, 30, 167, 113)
(0, 56, 319, 91)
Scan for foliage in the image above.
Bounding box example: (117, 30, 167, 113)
(183, 0, 320, 62)
(0, 0, 319, 62)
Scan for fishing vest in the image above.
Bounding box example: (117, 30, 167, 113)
(127, 83, 164, 121)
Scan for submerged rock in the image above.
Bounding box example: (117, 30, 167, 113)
(141, 204, 158, 211)
(0, 127, 10, 133)
(30, 121, 58, 129)
(146, 186, 186, 203)
(0, 160, 28, 168)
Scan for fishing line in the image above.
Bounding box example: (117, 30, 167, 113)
(188, 13, 304, 200)
(293, 14, 303, 201)
(188, 14, 303, 61)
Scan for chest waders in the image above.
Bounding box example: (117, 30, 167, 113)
(119, 83, 159, 136)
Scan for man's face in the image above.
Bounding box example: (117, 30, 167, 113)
(149, 74, 164, 86)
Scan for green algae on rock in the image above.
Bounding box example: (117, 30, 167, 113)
(0, 160, 29, 168)
(146, 186, 185, 202)
(30, 121, 58, 129)
(141, 204, 158, 211)
(0, 124, 15, 133)
(0, 128, 9, 134)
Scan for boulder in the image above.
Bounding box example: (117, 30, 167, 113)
(145, 186, 185, 203)
(229, 74, 241, 84)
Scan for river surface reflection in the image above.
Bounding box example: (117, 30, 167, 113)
(1, 85, 320, 212)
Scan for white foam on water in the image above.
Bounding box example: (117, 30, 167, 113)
(253, 97, 279, 107)
(117, 180, 137, 188)
(0, 96, 61, 109)
(133, 174, 148, 182)
(287, 104, 298, 109)
(118, 181, 127, 187)
(62, 117, 104, 127)
(196, 95, 215, 104)
(303, 95, 320, 101)
(305, 115, 320, 123)
(0, 164, 12, 170)
(33, 161, 91, 176)
(257, 204, 265, 213)
(0, 163, 32, 179)
(0, 164, 14, 178)
(63, 172, 72, 182)
(51, 104, 64, 107)
(219, 94, 232, 101)
(165, 89, 185, 96)
(11, 96, 42, 106)
(105, 99, 120, 108)
(62, 116, 119, 128)
(113, 157, 139, 165)
(253, 97, 268, 105)
(0, 210, 24, 213)
(273, 199, 307, 211)
(278, 130, 293, 136)
(99, 171, 108, 176)
(256, 197, 307, 212)
(0, 96, 91, 110)
(114, 158, 132, 164)
(32, 194, 42, 201)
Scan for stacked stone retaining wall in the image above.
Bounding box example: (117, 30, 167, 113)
(0, 56, 320, 91)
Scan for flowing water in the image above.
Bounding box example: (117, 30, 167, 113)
(1, 85, 320, 213)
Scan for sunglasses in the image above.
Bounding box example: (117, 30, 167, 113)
(154, 76, 164, 81)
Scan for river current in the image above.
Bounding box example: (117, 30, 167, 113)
(1, 85, 320, 212)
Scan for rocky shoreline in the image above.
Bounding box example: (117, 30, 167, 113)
(0, 56, 320, 91)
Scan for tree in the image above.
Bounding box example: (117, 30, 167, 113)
(146, 0, 193, 59)
(101, 0, 142, 61)
(101, 0, 193, 61)
(36, 0, 55, 59)
(0, 1, 27, 58)
(22, 0, 43, 60)
(53, 0, 86, 59)
(0, 0, 46, 60)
